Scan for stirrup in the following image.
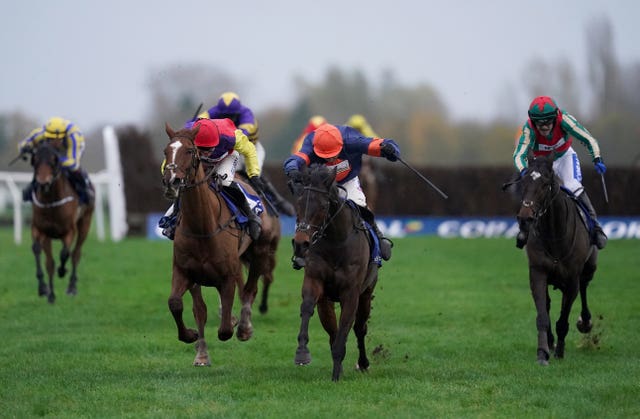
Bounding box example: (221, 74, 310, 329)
(594, 229, 607, 250)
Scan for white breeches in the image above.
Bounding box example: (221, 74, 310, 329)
(339, 176, 367, 207)
(553, 147, 584, 196)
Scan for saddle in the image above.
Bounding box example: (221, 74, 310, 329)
(345, 201, 383, 266)
(560, 187, 595, 234)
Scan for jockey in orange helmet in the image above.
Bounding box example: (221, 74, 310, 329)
(284, 123, 400, 261)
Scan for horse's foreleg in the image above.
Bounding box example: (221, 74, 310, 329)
(168, 271, 198, 344)
(42, 238, 56, 304)
(530, 270, 550, 365)
(32, 237, 48, 298)
(354, 288, 374, 373)
(331, 291, 359, 381)
(217, 279, 236, 342)
(237, 265, 259, 342)
(57, 231, 74, 279)
(554, 283, 579, 359)
(189, 285, 210, 366)
(295, 277, 321, 366)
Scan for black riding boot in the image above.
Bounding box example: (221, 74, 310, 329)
(22, 181, 35, 202)
(261, 175, 295, 216)
(359, 206, 392, 261)
(578, 192, 607, 249)
(225, 182, 261, 240)
(68, 169, 94, 205)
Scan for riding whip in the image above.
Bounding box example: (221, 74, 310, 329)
(190, 103, 204, 122)
(397, 156, 448, 199)
(600, 173, 609, 204)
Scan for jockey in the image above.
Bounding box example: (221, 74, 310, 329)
(513, 96, 607, 249)
(161, 118, 264, 241)
(291, 115, 327, 153)
(17, 117, 94, 204)
(283, 123, 400, 261)
(200, 92, 295, 217)
(346, 114, 379, 138)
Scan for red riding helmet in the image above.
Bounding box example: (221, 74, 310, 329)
(193, 119, 220, 147)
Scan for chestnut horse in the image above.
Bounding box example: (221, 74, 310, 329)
(507, 153, 597, 365)
(28, 142, 94, 303)
(290, 164, 379, 381)
(162, 123, 280, 367)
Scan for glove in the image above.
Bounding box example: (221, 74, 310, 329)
(593, 157, 606, 175)
(519, 168, 527, 178)
(380, 139, 400, 162)
(286, 169, 302, 182)
(249, 176, 266, 193)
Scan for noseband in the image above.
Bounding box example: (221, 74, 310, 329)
(164, 140, 217, 191)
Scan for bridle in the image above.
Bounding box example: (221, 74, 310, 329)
(295, 184, 348, 246)
(31, 145, 75, 208)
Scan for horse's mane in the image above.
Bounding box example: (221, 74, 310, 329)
(306, 164, 340, 201)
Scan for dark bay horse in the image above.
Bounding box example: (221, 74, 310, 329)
(509, 153, 597, 365)
(29, 142, 94, 303)
(290, 164, 379, 381)
(162, 123, 280, 367)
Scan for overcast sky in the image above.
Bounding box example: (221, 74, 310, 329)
(2, 0, 638, 130)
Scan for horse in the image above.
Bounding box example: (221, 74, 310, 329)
(507, 153, 597, 365)
(28, 142, 94, 304)
(290, 164, 379, 381)
(162, 122, 280, 367)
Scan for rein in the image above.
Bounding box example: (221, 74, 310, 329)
(295, 184, 348, 246)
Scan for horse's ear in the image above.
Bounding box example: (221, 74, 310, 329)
(325, 166, 337, 187)
(165, 122, 175, 138)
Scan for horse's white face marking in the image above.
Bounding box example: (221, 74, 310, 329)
(530, 170, 541, 181)
(166, 141, 183, 182)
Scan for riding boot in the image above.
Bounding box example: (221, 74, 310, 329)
(359, 206, 393, 261)
(158, 202, 178, 240)
(22, 181, 34, 202)
(225, 182, 261, 240)
(577, 192, 607, 249)
(68, 169, 94, 205)
(261, 175, 295, 216)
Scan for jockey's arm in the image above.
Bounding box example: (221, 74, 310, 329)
(60, 131, 84, 171)
(233, 129, 260, 178)
(17, 128, 45, 152)
(513, 122, 534, 172)
(560, 112, 602, 160)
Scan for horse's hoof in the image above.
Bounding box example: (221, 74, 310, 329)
(66, 287, 77, 296)
(47, 294, 55, 304)
(218, 329, 233, 341)
(57, 268, 66, 278)
(38, 286, 49, 297)
(537, 359, 549, 366)
(295, 349, 311, 365)
(576, 316, 593, 333)
(259, 304, 268, 315)
(193, 359, 211, 367)
(236, 325, 253, 341)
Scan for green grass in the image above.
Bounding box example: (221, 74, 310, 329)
(1, 229, 639, 418)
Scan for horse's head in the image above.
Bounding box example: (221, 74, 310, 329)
(32, 142, 62, 191)
(517, 153, 559, 231)
(162, 122, 202, 200)
(290, 164, 338, 269)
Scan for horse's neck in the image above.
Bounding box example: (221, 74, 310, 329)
(37, 176, 73, 201)
(324, 199, 354, 241)
(538, 190, 573, 240)
(179, 180, 223, 232)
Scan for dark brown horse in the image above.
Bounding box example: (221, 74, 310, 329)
(290, 164, 379, 381)
(162, 123, 280, 367)
(28, 142, 94, 304)
(510, 153, 597, 365)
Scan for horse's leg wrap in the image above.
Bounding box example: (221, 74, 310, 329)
(261, 175, 295, 216)
(225, 182, 261, 240)
(358, 205, 392, 261)
(577, 191, 607, 249)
